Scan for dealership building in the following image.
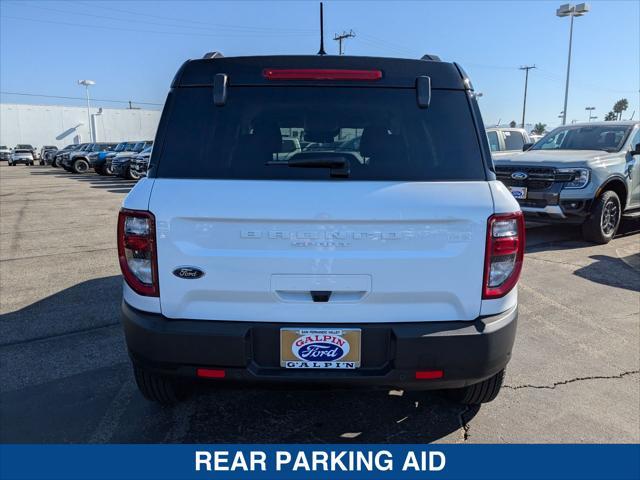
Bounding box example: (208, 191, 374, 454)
(0, 103, 162, 148)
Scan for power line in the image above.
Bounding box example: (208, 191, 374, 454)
(0, 15, 315, 38)
(0, 91, 163, 107)
(73, 0, 315, 33)
(17, 2, 315, 35)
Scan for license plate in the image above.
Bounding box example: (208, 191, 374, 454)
(509, 186, 527, 200)
(280, 328, 361, 369)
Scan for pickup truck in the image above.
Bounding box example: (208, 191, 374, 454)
(494, 121, 640, 243)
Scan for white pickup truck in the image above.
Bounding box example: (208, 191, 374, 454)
(118, 52, 524, 405)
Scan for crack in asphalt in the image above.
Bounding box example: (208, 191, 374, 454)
(0, 322, 120, 348)
(503, 370, 639, 391)
(458, 406, 471, 442)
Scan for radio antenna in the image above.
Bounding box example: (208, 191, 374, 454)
(317, 2, 326, 55)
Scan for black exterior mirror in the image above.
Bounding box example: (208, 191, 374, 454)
(630, 142, 640, 156)
(522, 143, 534, 151)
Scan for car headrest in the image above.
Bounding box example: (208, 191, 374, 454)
(360, 126, 391, 158)
(251, 122, 282, 152)
(602, 131, 617, 148)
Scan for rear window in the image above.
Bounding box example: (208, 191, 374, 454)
(503, 131, 525, 150)
(154, 87, 485, 181)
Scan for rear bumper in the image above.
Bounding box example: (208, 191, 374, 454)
(122, 302, 517, 390)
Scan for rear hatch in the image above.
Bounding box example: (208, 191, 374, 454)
(147, 57, 495, 323)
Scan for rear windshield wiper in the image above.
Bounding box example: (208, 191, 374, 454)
(287, 157, 350, 178)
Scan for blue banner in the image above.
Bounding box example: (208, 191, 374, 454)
(1, 444, 638, 480)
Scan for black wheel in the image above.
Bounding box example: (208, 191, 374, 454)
(95, 166, 106, 176)
(581, 190, 621, 244)
(133, 364, 185, 405)
(8, 162, 13, 166)
(39, 160, 45, 165)
(53, 158, 61, 168)
(105, 164, 114, 175)
(127, 167, 141, 180)
(445, 369, 505, 405)
(73, 158, 90, 174)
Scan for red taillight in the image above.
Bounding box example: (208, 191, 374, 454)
(262, 68, 382, 81)
(482, 212, 525, 299)
(117, 209, 159, 297)
(415, 370, 444, 380)
(197, 368, 226, 379)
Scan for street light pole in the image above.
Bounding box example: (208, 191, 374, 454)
(78, 80, 96, 142)
(557, 3, 589, 126)
(585, 106, 596, 121)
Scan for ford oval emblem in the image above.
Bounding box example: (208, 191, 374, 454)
(172, 267, 205, 279)
(292, 334, 350, 362)
(511, 171, 528, 180)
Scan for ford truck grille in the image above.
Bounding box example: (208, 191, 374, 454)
(495, 166, 574, 191)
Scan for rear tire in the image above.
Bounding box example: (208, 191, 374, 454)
(133, 364, 185, 405)
(73, 158, 90, 174)
(581, 190, 621, 244)
(445, 369, 505, 405)
(95, 166, 106, 176)
(127, 167, 141, 180)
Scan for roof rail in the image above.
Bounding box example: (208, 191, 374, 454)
(203, 51, 224, 59)
(420, 54, 441, 62)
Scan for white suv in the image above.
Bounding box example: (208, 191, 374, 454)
(118, 53, 524, 405)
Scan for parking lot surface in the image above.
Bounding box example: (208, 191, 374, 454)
(1, 163, 638, 443)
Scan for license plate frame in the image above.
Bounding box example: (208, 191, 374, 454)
(509, 186, 528, 200)
(280, 328, 361, 369)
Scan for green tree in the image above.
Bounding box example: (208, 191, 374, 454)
(613, 98, 629, 120)
(509, 120, 517, 128)
(532, 123, 547, 135)
(604, 111, 617, 121)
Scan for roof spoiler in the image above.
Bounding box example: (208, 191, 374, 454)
(203, 51, 224, 59)
(420, 54, 441, 62)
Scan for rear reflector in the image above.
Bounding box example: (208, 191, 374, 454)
(415, 370, 444, 380)
(197, 368, 226, 379)
(263, 68, 382, 81)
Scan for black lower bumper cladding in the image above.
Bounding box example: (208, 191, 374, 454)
(122, 301, 517, 390)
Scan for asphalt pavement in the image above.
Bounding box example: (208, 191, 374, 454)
(1, 163, 638, 443)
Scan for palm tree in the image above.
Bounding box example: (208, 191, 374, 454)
(532, 123, 547, 135)
(604, 111, 617, 121)
(613, 99, 629, 120)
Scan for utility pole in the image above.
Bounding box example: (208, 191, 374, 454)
(519, 65, 536, 128)
(333, 30, 355, 55)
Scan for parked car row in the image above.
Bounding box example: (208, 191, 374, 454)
(47, 141, 153, 179)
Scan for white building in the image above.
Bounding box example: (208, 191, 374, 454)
(0, 103, 162, 148)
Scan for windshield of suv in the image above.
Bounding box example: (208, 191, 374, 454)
(0, 146, 7, 150)
(154, 87, 485, 181)
(532, 125, 632, 153)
